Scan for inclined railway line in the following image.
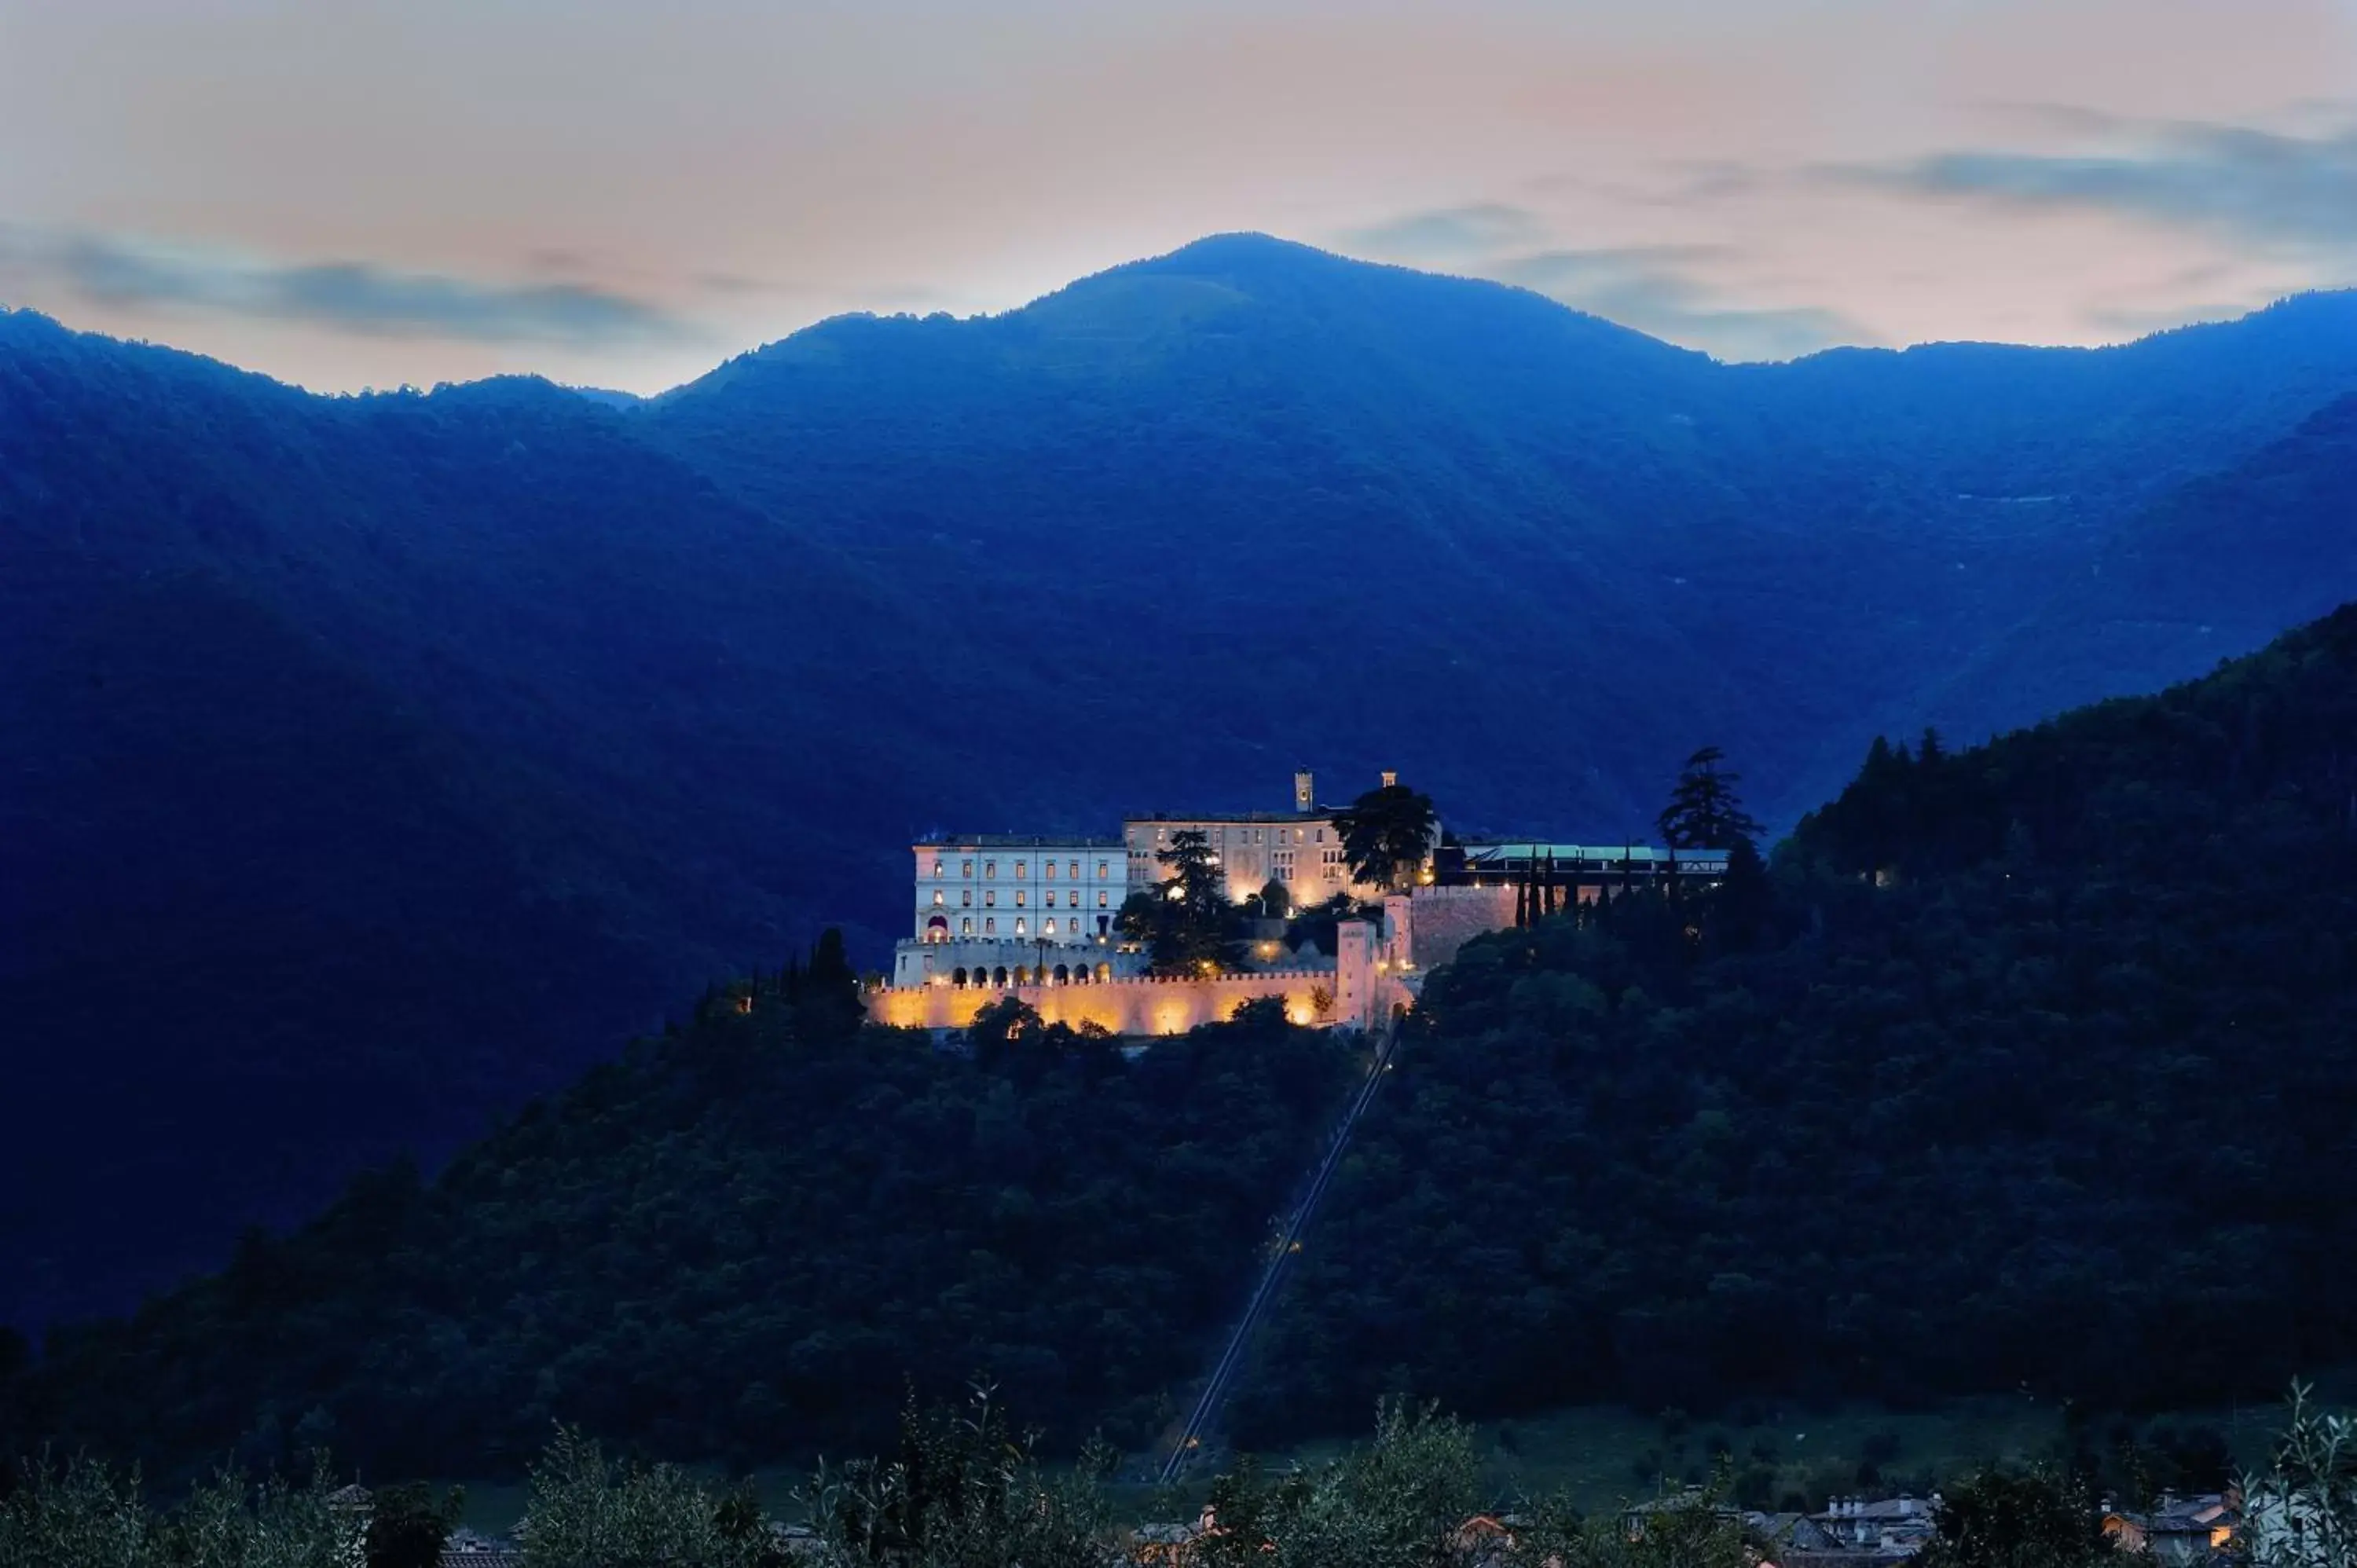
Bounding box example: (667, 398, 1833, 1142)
(1156, 1015, 1403, 1486)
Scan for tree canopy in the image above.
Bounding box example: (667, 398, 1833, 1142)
(1655, 747, 1763, 849)
(1240, 606, 2357, 1443)
(3, 947, 1357, 1482)
(1116, 829, 1240, 974)
(1334, 782, 1439, 892)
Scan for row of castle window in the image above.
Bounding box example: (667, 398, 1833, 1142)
(949, 962, 1112, 987)
(925, 914, 1111, 940)
(933, 888, 1110, 908)
(934, 857, 1113, 880)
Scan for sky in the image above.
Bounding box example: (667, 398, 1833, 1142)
(2, 0, 2354, 394)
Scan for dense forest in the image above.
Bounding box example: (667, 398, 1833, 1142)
(0, 947, 1360, 1480)
(12, 233, 2357, 1333)
(1238, 603, 2357, 1442)
(13, 604, 2357, 1484)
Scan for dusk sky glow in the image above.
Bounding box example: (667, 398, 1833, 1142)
(5, 0, 2355, 393)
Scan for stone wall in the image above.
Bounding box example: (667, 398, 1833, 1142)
(868, 967, 1343, 1036)
(868, 913, 1424, 1038)
(1402, 884, 1519, 969)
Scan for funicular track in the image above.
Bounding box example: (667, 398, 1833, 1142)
(1156, 1013, 1404, 1486)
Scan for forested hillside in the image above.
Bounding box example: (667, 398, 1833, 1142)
(0, 317, 970, 1328)
(1, 967, 1359, 1480)
(1238, 603, 2357, 1445)
(1928, 392, 2357, 731)
(9, 235, 2357, 1329)
(15, 606, 2357, 1486)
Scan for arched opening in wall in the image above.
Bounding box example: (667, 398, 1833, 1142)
(952, 967, 968, 987)
(993, 966, 1009, 987)
(1054, 964, 1070, 984)
(926, 915, 949, 943)
(1095, 962, 1113, 981)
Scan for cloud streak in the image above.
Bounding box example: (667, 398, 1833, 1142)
(1334, 203, 1551, 263)
(1333, 208, 1871, 361)
(1853, 119, 2357, 251)
(0, 226, 698, 346)
(1494, 249, 1867, 362)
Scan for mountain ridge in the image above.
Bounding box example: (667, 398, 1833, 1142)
(7, 236, 2357, 1333)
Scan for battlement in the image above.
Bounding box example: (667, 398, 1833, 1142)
(870, 965, 1343, 1036)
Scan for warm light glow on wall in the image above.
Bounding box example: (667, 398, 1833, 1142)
(869, 969, 1378, 1037)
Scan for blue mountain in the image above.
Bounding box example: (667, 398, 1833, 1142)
(4, 234, 2356, 1331)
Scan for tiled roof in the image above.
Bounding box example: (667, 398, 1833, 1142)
(915, 833, 1126, 848)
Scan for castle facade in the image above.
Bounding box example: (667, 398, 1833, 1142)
(873, 769, 1728, 1035)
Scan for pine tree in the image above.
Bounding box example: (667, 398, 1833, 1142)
(1657, 746, 1765, 850)
(1335, 782, 1439, 892)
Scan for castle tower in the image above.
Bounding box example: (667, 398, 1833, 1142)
(1336, 917, 1375, 1029)
(1293, 769, 1315, 811)
(1382, 893, 1413, 969)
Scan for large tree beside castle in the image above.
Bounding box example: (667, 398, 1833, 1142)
(1334, 781, 1438, 892)
(1116, 829, 1238, 974)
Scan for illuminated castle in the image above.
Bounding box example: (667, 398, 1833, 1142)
(871, 770, 1727, 1037)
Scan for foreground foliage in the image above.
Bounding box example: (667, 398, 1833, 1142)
(31, 1390, 2355, 1568)
(2248, 1383, 2357, 1568)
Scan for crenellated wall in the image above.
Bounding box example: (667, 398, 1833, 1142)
(869, 966, 1345, 1036)
(867, 906, 1441, 1039)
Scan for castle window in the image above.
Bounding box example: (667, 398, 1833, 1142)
(962, 859, 973, 877)
(962, 890, 972, 907)
(1014, 918, 1027, 936)
(1015, 890, 1026, 907)
(1069, 859, 1080, 878)
(985, 917, 996, 934)
(1044, 918, 1058, 935)
(933, 858, 945, 877)
(1097, 860, 1109, 878)
(1045, 860, 1056, 878)
(932, 890, 944, 906)
(1015, 861, 1027, 877)
(985, 890, 996, 907)
(985, 860, 996, 878)
(1098, 891, 1109, 907)
(961, 918, 973, 936)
